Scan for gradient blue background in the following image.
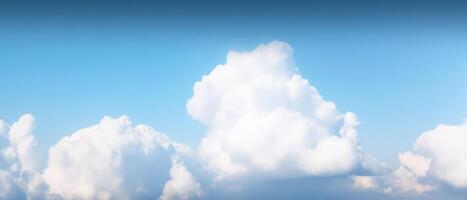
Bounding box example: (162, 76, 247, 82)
(1, 0, 467, 169)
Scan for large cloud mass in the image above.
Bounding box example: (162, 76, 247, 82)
(0, 115, 201, 200)
(187, 41, 362, 180)
(42, 116, 195, 200)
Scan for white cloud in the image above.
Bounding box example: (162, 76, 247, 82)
(0, 114, 46, 199)
(351, 175, 377, 189)
(354, 152, 432, 194)
(1, 115, 199, 199)
(159, 156, 202, 200)
(187, 41, 362, 180)
(42, 116, 191, 200)
(414, 121, 467, 188)
(367, 121, 467, 194)
(398, 151, 430, 177)
(297, 134, 358, 175)
(354, 121, 467, 195)
(2, 114, 39, 172)
(387, 152, 432, 194)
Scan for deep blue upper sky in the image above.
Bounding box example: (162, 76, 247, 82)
(1, 0, 467, 167)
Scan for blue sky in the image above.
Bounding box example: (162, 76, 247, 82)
(1, 1, 467, 199)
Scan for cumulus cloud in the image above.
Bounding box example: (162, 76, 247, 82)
(377, 121, 467, 194)
(398, 152, 431, 178)
(3, 40, 465, 200)
(414, 121, 467, 188)
(42, 116, 193, 200)
(187, 41, 363, 180)
(0, 114, 45, 199)
(386, 152, 432, 194)
(2, 114, 39, 172)
(160, 156, 202, 200)
(1, 114, 202, 200)
(356, 121, 467, 195)
(351, 151, 432, 194)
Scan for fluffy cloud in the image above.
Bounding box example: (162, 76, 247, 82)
(378, 121, 467, 193)
(398, 152, 431, 178)
(187, 41, 362, 180)
(414, 121, 467, 188)
(2, 114, 39, 172)
(352, 152, 432, 194)
(42, 116, 193, 200)
(160, 156, 202, 200)
(356, 122, 467, 194)
(386, 152, 432, 194)
(1, 115, 202, 200)
(0, 114, 45, 199)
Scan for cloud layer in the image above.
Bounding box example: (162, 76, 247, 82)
(1, 41, 466, 200)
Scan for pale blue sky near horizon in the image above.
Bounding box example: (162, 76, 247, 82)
(1, 1, 467, 169)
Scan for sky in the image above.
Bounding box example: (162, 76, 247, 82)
(1, 1, 467, 200)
